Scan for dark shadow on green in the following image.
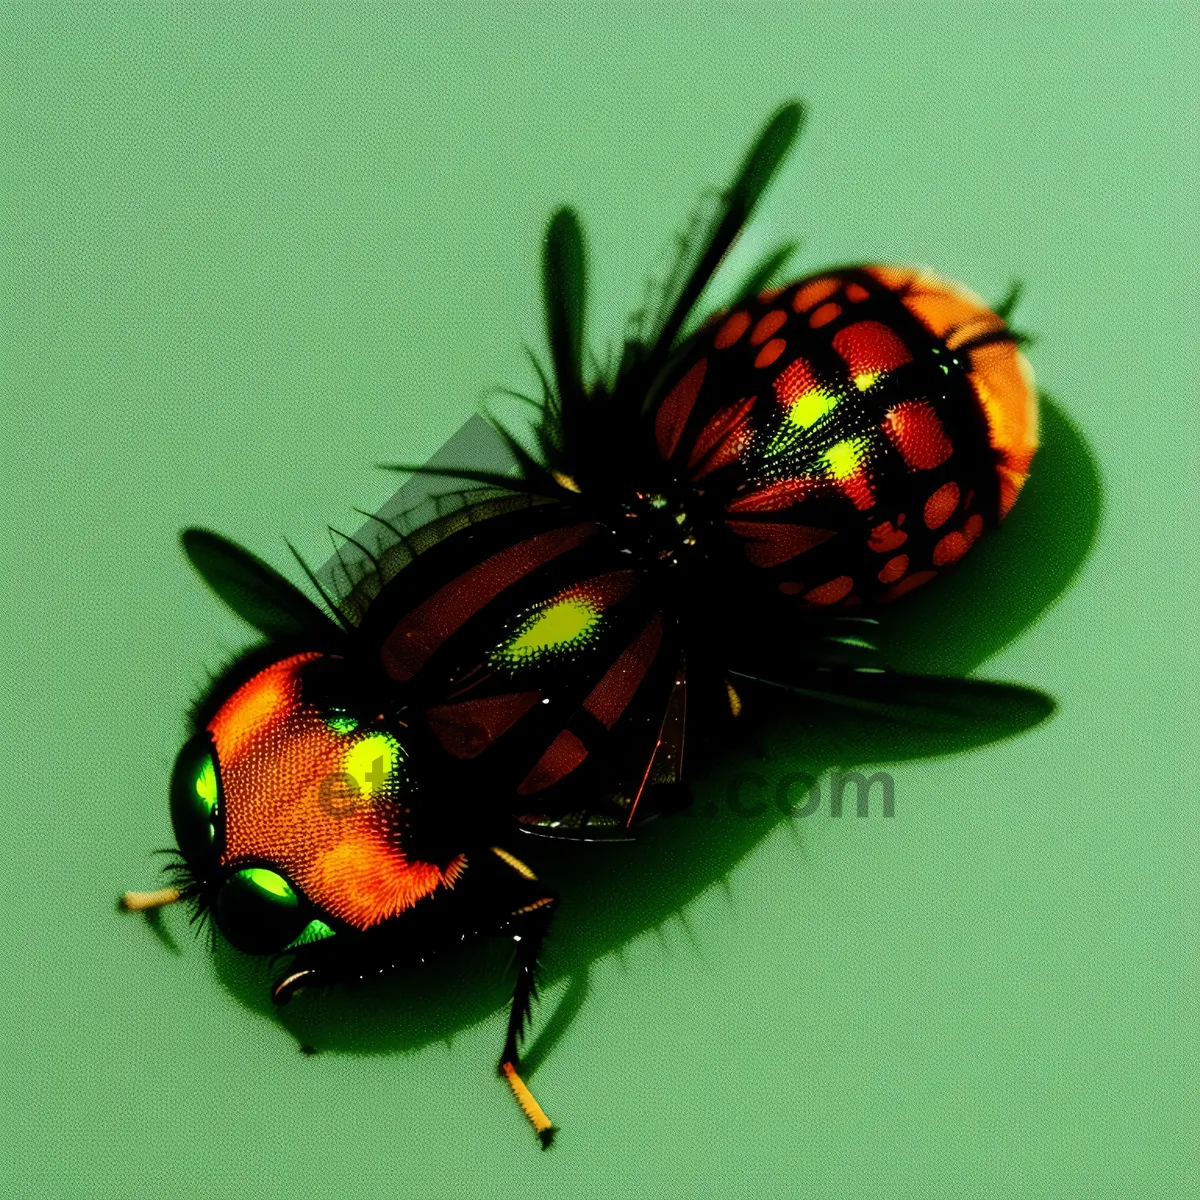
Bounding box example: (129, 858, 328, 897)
(879, 399, 1102, 674)
(128, 904, 183, 956)
(203, 397, 1100, 1072)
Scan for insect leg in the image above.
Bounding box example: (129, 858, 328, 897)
(491, 847, 559, 1148)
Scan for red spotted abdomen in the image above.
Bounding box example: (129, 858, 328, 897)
(654, 265, 1038, 607)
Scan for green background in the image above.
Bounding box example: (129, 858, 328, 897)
(3, 3, 1196, 1197)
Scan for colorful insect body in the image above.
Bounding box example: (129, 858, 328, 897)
(650, 265, 1039, 609)
(124, 101, 1053, 1147)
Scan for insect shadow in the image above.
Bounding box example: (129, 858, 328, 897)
(198, 397, 1099, 1073)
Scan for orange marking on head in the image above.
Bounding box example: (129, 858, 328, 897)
(310, 839, 459, 930)
(804, 575, 854, 606)
(656, 359, 707, 458)
(877, 554, 909, 584)
(868, 520, 908, 552)
(754, 338, 786, 368)
(924, 481, 960, 529)
(750, 309, 788, 346)
(882, 401, 954, 470)
(209, 654, 463, 930)
(845, 282, 870, 302)
(714, 311, 751, 349)
(792, 276, 839, 313)
(209, 657, 310, 759)
(808, 302, 841, 329)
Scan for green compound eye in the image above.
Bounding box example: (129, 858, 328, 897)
(215, 868, 309, 955)
(169, 736, 220, 864)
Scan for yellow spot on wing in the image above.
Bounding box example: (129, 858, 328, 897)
(824, 437, 868, 479)
(506, 597, 599, 660)
(787, 387, 839, 429)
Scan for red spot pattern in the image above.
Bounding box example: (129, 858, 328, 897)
(832, 321, 913, 378)
(754, 338, 787, 368)
(877, 555, 909, 584)
(845, 282, 870, 302)
(882, 401, 954, 470)
(883, 569, 938, 601)
(868, 520, 908, 552)
(792, 277, 839, 312)
(714, 311, 751, 349)
(932, 532, 971, 566)
(656, 358, 707, 458)
(750, 309, 788, 345)
(924, 482, 960, 529)
(933, 512, 985, 565)
(808, 302, 841, 329)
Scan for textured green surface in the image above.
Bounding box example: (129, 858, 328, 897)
(3, 4, 1197, 1197)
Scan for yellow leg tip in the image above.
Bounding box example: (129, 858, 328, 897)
(500, 1061, 556, 1147)
(119, 886, 181, 912)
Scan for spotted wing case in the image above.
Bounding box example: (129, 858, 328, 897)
(652, 265, 1038, 607)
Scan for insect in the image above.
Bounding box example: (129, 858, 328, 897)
(122, 102, 1052, 1146)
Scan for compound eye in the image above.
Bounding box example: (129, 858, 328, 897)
(215, 868, 309, 955)
(170, 735, 220, 865)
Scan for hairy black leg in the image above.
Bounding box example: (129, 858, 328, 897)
(499, 893, 558, 1069)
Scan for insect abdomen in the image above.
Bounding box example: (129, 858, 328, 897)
(654, 265, 1038, 608)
